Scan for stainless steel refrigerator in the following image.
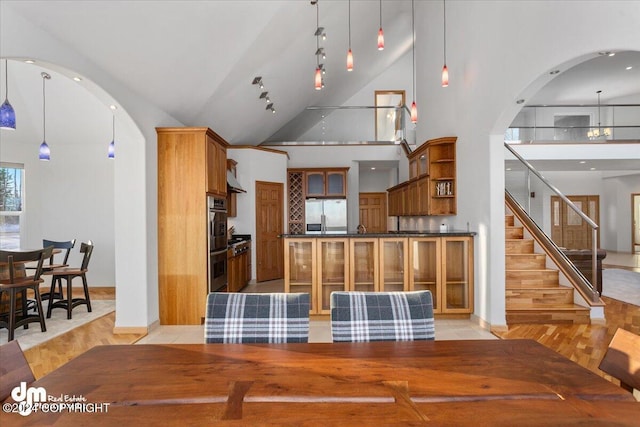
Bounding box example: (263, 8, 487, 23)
(305, 199, 348, 234)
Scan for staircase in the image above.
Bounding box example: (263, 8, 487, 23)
(505, 213, 590, 324)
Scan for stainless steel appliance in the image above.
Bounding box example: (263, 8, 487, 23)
(305, 198, 347, 234)
(208, 196, 228, 291)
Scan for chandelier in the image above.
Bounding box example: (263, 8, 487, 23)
(587, 90, 611, 140)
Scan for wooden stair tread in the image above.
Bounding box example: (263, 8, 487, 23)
(507, 304, 589, 311)
(506, 269, 557, 273)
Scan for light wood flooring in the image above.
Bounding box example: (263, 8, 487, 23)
(17, 266, 640, 394)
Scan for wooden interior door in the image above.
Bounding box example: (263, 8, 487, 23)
(359, 192, 387, 233)
(255, 181, 284, 282)
(551, 195, 600, 249)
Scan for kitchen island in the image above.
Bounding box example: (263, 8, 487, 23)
(281, 231, 475, 315)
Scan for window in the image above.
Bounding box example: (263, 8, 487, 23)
(0, 163, 24, 249)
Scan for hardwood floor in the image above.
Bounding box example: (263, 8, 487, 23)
(17, 283, 640, 395)
(22, 287, 144, 379)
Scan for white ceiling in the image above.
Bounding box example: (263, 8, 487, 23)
(2, 1, 639, 174)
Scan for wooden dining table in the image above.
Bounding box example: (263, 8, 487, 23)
(2, 340, 638, 426)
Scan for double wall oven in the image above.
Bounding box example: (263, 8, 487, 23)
(208, 196, 228, 292)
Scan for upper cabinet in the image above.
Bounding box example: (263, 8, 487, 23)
(304, 168, 348, 197)
(388, 136, 457, 217)
(206, 132, 228, 196)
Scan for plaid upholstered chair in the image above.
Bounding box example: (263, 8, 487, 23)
(330, 291, 435, 342)
(204, 293, 310, 343)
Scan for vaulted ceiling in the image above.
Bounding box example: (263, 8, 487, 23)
(3, 1, 639, 148)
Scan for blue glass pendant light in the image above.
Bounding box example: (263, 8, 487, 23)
(39, 72, 51, 161)
(0, 59, 16, 130)
(108, 114, 115, 159)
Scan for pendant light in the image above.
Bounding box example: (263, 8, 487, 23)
(0, 59, 16, 130)
(377, 0, 384, 50)
(346, 0, 353, 71)
(410, 0, 417, 123)
(314, 0, 323, 90)
(441, 0, 449, 87)
(39, 72, 51, 161)
(108, 114, 116, 159)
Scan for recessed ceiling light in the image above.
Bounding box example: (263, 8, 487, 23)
(506, 168, 512, 171)
(579, 161, 586, 164)
(73, 76, 82, 82)
(24, 59, 35, 64)
(590, 167, 596, 171)
(626, 66, 633, 70)
(549, 70, 560, 75)
(109, 104, 117, 110)
(371, 167, 376, 170)
(598, 51, 615, 57)
(516, 99, 525, 104)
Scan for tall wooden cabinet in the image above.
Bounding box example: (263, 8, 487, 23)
(157, 127, 228, 325)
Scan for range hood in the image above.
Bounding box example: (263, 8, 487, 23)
(227, 170, 246, 193)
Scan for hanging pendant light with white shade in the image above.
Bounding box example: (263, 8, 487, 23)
(377, 0, 385, 50)
(410, 0, 417, 123)
(0, 59, 16, 130)
(441, 0, 449, 87)
(39, 72, 51, 161)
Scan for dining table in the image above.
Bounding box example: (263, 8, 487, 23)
(1, 339, 638, 426)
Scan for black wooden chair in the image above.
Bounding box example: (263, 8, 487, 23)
(40, 239, 76, 301)
(43, 241, 93, 319)
(0, 247, 52, 342)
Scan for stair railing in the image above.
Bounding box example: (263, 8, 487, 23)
(505, 143, 600, 303)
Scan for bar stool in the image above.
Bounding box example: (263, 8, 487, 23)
(40, 239, 76, 301)
(43, 241, 93, 320)
(0, 247, 52, 342)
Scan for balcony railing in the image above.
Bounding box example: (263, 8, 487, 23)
(506, 104, 640, 142)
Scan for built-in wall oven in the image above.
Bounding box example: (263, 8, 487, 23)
(208, 196, 228, 292)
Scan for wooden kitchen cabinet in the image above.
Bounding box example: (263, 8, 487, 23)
(284, 239, 317, 313)
(379, 238, 408, 292)
(317, 238, 349, 314)
(284, 234, 474, 316)
(388, 136, 456, 217)
(408, 236, 473, 314)
(304, 168, 348, 197)
(157, 127, 228, 325)
(349, 238, 378, 292)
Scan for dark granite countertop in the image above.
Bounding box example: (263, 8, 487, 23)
(280, 230, 476, 238)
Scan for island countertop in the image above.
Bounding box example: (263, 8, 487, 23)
(280, 230, 476, 238)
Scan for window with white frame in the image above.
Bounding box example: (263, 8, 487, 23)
(0, 163, 24, 249)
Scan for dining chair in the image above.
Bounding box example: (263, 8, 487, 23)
(598, 328, 640, 393)
(43, 241, 94, 320)
(330, 290, 435, 342)
(0, 246, 52, 342)
(0, 340, 35, 401)
(204, 292, 310, 343)
(40, 238, 76, 301)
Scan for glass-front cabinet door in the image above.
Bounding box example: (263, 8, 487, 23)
(442, 237, 473, 313)
(317, 239, 348, 314)
(349, 239, 378, 292)
(379, 238, 408, 292)
(284, 239, 317, 313)
(409, 238, 440, 312)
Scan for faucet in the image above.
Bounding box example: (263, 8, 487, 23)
(357, 224, 366, 234)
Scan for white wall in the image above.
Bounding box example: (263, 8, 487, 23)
(1, 4, 183, 328)
(227, 147, 288, 281)
(602, 174, 640, 252)
(415, 0, 640, 326)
